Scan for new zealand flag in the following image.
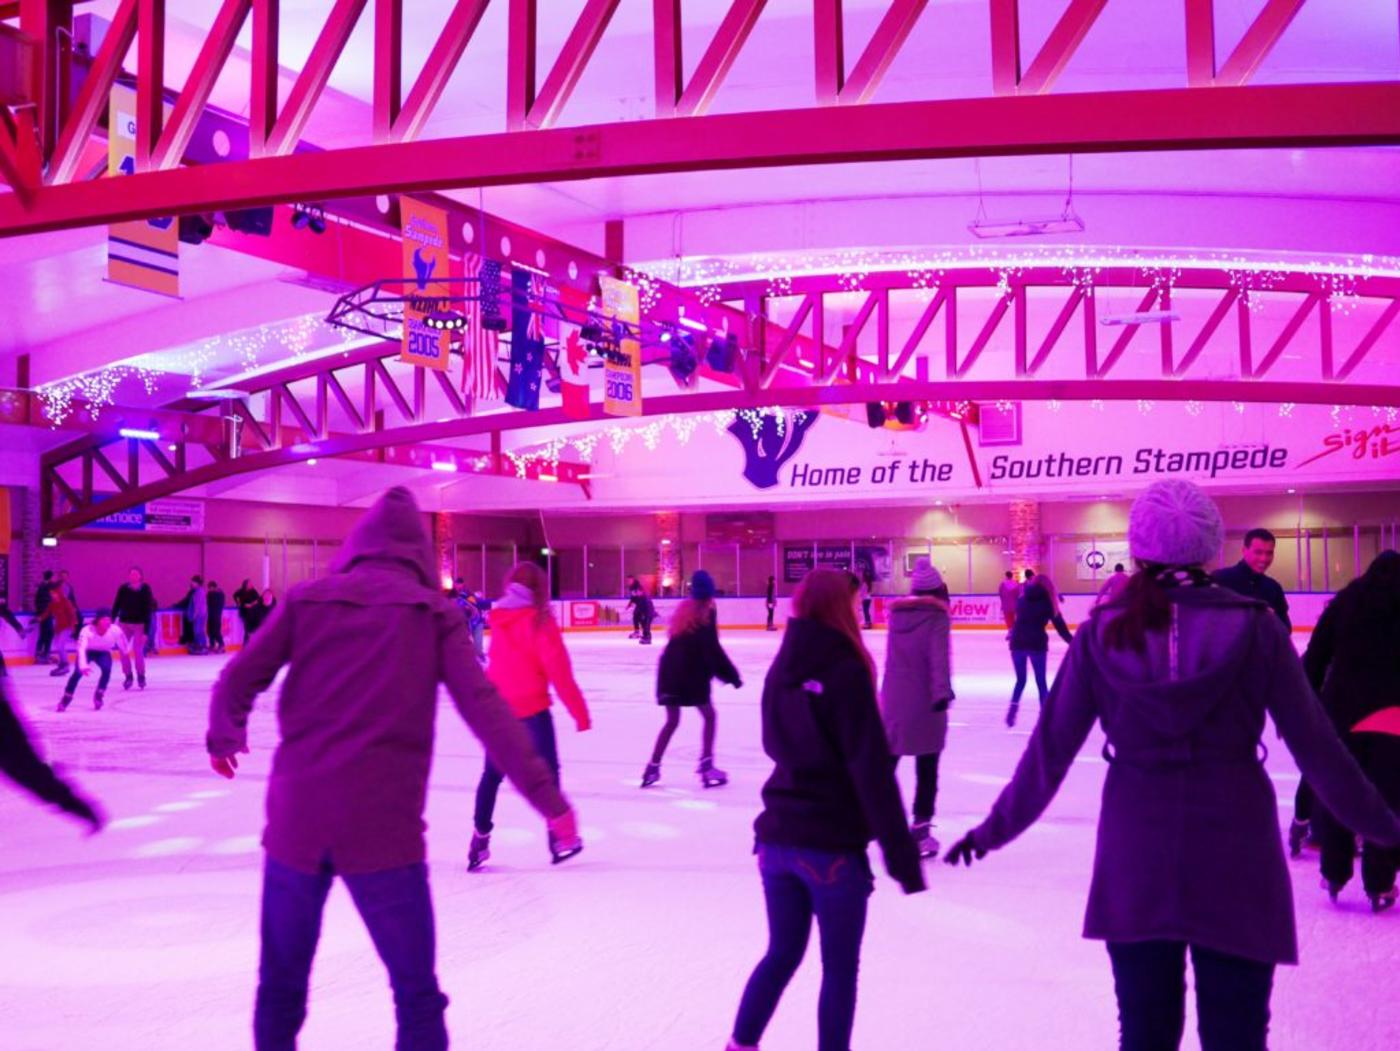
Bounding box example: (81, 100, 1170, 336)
(505, 268, 544, 411)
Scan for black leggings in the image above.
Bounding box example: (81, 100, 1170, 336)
(65, 651, 112, 695)
(650, 703, 716, 764)
(894, 753, 941, 823)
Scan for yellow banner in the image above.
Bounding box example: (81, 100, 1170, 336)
(599, 276, 642, 417)
(107, 84, 179, 297)
(400, 197, 452, 371)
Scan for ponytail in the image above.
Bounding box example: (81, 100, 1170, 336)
(1101, 562, 1173, 652)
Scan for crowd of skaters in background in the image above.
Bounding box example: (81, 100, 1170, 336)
(1, 484, 1398, 1051)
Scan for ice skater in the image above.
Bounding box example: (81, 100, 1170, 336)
(207, 487, 579, 1051)
(58, 608, 131, 712)
(880, 558, 954, 859)
(642, 570, 742, 788)
(112, 566, 155, 689)
(1005, 571, 1075, 727)
(626, 577, 645, 637)
(1303, 549, 1400, 912)
(728, 568, 924, 1051)
(2, 668, 103, 831)
(633, 584, 657, 645)
(765, 575, 777, 631)
(468, 561, 591, 871)
(944, 480, 1400, 1051)
(35, 581, 79, 677)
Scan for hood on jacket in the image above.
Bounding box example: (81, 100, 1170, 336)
(773, 617, 869, 686)
(329, 487, 436, 587)
(1086, 588, 1261, 741)
(493, 582, 538, 611)
(888, 597, 948, 637)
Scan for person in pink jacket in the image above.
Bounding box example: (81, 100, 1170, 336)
(469, 560, 592, 871)
(207, 488, 578, 1051)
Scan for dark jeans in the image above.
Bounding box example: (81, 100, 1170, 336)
(766, 603, 776, 629)
(210, 616, 225, 650)
(1293, 779, 1314, 823)
(1316, 732, 1400, 896)
(472, 710, 559, 834)
(255, 856, 448, 1051)
(861, 598, 872, 628)
(733, 844, 873, 1051)
(895, 753, 941, 823)
(64, 651, 112, 694)
(35, 618, 54, 661)
(639, 612, 655, 643)
(1010, 649, 1049, 705)
(1106, 940, 1274, 1051)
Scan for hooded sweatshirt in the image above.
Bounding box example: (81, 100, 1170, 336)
(485, 583, 590, 727)
(972, 585, 1400, 964)
(755, 617, 925, 894)
(880, 596, 954, 756)
(207, 487, 568, 875)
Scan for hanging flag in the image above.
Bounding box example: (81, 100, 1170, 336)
(599, 276, 642, 417)
(505, 269, 544, 411)
(400, 197, 452, 371)
(107, 84, 179, 297)
(558, 286, 591, 421)
(462, 253, 501, 400)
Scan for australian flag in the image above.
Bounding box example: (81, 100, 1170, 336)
(505, 268, 544, 411)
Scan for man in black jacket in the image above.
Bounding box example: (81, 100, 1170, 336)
(1212, 528, 1291, 631)
(33, 571, 54, 663)
(112, 566, 156, 689)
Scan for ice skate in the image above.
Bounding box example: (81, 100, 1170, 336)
(93, 688, 105, 711)
(122, 674, 134, 690)
(56, 694, 72, 712)
(48, 664, 67, 677)
(726, 1041, 759, 1051)
(1005, 701, 1019, 728)
(698, 756, 728, 788)
(1321, 877, 1346, 902)
(1370, 886, 1397, 913)
(640, 762, 661, 788)
(1287, 818, 1309, 858)
(467, 831, 491, 871)
(549, 829, 583, 864)
(137, 675, 147, 690)
(627, 631, 639, 639)
(912, 821, 940, 859)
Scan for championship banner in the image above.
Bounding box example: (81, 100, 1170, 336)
(107, 85, 179, 297)
(559, 286, 591, 420)
(400, 197, 452, 371)
(599, 275, 642, 417)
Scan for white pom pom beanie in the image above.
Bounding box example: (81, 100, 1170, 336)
(1128, 479, 1224, 567)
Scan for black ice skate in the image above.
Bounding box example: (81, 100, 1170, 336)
(1005, 701, 1019, 728)
(912, 821, 940, 859)
(640, 762, 661, 788)
(549, 829, 583, 865)
(137, 675, 147, 690)
(48, 664, 67, 677)
(1287, 819, 1310, 858)
(56, 694, 72, 712)
(123, 674, 134, 690)
(1321, 877, 1346, 903)
(698, 756, 728, 788)
(1371, 886, 1397, 913)
(93, 688, 105, 711)
(467, 831, 491, 871)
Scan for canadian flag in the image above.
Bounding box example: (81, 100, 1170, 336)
(560, 287, 591, 420)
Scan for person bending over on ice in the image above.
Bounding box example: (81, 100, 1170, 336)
(642, 570, 742, 788)
(944, 480, 1400, 1051)
(207, 487, 580, 1051)
(468, 561, 591, 871)
(728, 568, 925, 1051)
(58, 608, 131, 712)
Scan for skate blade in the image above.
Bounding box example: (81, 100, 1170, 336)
(550, 845, 583, 865)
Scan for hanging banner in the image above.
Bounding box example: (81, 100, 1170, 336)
(400, 197, 452, 371)
(559, 286, 592, 420)
(107, 85, 179, 297)
(88, 496, 205, 534)
(505, 269, 545, 410)
(599, 275, 642, 417)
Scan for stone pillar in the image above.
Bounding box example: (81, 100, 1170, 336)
(432, 512, 454, 592)
(656, 511, 680, 596)
(1008, 499, 1042, 579)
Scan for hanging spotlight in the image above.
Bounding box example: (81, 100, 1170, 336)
(179, 213, 214, 245)
(291, 203, 327, 235)
(706, 332, 739, 373)
(667, 332, 700, 388)
(865, 402, 887, 429)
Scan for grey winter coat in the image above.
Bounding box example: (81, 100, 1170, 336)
(880, 597, 955, 756)
(972, 585, 1400, 965)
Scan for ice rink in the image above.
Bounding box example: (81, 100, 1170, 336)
(3, 629, 1397, 1051)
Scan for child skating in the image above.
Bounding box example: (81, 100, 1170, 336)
(642, 570, 742, 789)
(58, 608, 131, 712)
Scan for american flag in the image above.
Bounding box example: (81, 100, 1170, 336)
(462, 253, 500, 400)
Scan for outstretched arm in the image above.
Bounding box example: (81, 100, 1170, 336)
(207, 601, 293, 765)
(0, 679, 103, 830)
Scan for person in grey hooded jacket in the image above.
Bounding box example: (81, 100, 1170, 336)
(208, 487, 578, 1051)
(880, 557, 954, 858)
(945, 480, 1400, 1051)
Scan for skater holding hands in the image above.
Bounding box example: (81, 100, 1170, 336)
(642, 570, 741, 788)
(728, 568, 924, 1051)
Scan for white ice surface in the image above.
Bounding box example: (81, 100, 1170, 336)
(2, 631, 1397, 1051)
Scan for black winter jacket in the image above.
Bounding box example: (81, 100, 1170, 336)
(112, 583, 156, 625)
(1303, 586, 1400, 733)
(1212, 561, 1291, 631)
(1009, 583, 1072, 652)
(753, 617, 925, 893)
(656, 620, 740, 706)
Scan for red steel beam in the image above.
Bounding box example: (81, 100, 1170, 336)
(759, 295, 815, 387)
(392, 0, 492, 142)
(1327, 298, 1400, 382)
(507, 0, 537, 131)
(373, 0, 402, 143)
(18, 0, 72, 163)
(526, 0, 621, 130)
(1184, 0, 1216, 85)
(134, 0, 164, 169)
(675, 0, 768, 118)
(952, 290, 1013, 378)
(1216, 0, 1306, 87)
(653, 0, 683, 117)
(989, 0, 1021, 95)
(249, 0, 279, 157)
(0, 107, 41, 203)
(813, 0, 844, 105)
(1018, 0, 1108, 95)
(11, 81, 1400, 235)
(1247, 292, 1318, 378)
(840, 0, 928, 105)
(46, 0, 136, 184)
(152, 0, 251, 170)
(264, 0, 368, 157)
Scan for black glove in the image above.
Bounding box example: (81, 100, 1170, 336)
(943, 831, 987, 867)
(60, 791, 105, 834)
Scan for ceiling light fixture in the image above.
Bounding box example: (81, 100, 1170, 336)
(1099, 310, 1180, 327)
(118, 427, 161, 441)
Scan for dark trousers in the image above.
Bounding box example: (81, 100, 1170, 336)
(650, 702, 716, 765)
(255, 855, 448, 1051)
(1316, 732, 1400, 896)
(35, 618, 54, 661)
(64, 651, 112, 695)
(1106, 940, 1274, 1051)
(210, 616, 225, 650)
(861, 598, 872, 628)
(472, 710, 559, 834)
(733, 844, 873, 1051)
(1010, 649, 1049, 705)
(1293, 779, 1314, 823)
(766, 603, 776, 629)
(639, 612, 655, 643)
(895, 753, 941, 823)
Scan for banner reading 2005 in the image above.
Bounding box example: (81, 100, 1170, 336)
(599, 276, 642, 417)
(400, 198, 451, 371)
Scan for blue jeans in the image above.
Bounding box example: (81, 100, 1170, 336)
(1010, 649, 1049, 705)
(732, 844, 873, 1051)
(255, 856, 448, 1051)
(64, 650, 111, 694)
(1107, 940, 1274, 1051)
(472, 710, 560, 834)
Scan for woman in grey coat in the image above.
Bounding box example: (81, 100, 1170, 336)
(945, 480, 1400, 1051)
(880, 557, 954, 859)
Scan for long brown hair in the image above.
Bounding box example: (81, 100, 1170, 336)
(793, 568, 876, 683)
(669, 597, 712, 636)
(1102, 561, 1172, 651)
(504, 561, 552, 625)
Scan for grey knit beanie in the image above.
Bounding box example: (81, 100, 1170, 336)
(910, 558, 944, 592)
(1128, 479, 1224, 566)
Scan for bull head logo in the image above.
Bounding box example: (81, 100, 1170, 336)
(728, 410, 819, 490)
